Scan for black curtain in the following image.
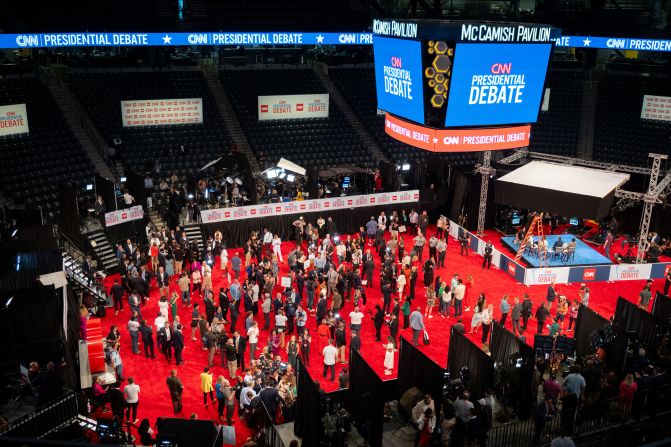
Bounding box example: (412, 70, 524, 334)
(201, 202, 427, 248)
(614, 297, 666, 347)
(379, 160, 399, 192)
(349, 348, 384, 447)
(58, 185, 80, 237)
(575, 304, 630, 374)
(126, 171, 147, 211)
(425, 154, 451, 188)
(96, 174, 117, 212)
(447, 328, 495, 399)
(652, 292, 671, 322)
(105, 218, 148, 246)
(0, 250, 63, 291)
(406, 160, 425, 190)
(575, 305, 608, 360)
(490, 322, 535, 419)
(294, 357, 324, 446)
(397, 337, 444, 419)
(448, 170, 470, 225)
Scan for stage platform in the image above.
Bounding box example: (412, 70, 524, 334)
(500, 235, 613, 267)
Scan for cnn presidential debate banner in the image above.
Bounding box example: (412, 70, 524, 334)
(120, 98, 203, 127)
(641, 95, 671, 122)
(201, 190, 419, 224)
(0, 103, 29, 136)
(104, 205, 144, 227)
(257, 94, 329, 121)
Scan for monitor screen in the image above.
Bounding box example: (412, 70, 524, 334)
(569, 217, 579, 226)
(374, 36, 425, 124)
(444, 43, 552, 127)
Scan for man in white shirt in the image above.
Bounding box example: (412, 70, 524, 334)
(412, 394, 436, 422)
(247, 322, 259, 361)
(123, 191, 135, 206)
(336, 242, 347, 265)
(154, 312, 167, 333)
(123, 377, 140, 423)
(322, 339, 338, 381)
(453, 279, 466, 316)
(349, 307, 364, 331)
(240, 380, 256, 409)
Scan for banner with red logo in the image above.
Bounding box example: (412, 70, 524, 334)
(258, 94, 329, 121)
(641, 95, 671, 122)
(526, 267, 571, 285)
(0, 103, 29, 136)
(200, 190, 419, 224)
(120, 98, 202, 127)
(385, 114, 531, 152)
(104, 205, 144, 227)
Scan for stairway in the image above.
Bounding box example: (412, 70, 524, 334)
(313, 63, 390, 165)
(62, 252, 109, 304)
(202, 65, 262, 172)
(148, 207, 167, 230)
(184, 223, 204, 252)
(87, 229, 118, 273)
(47, 83, 115, 180)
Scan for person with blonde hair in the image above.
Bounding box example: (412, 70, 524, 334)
(215, 375, 227, 420)
(424, 285, 436, 319)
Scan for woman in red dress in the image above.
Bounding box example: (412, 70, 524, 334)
(417, 407, 435, 446)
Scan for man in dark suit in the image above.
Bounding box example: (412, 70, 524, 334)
(172, 324, 185, 365)
(110, 279, 124, 315)
(381, 282, 393, 315)
(124, 239, 135, 258)
(259, 380, 285, 424)
(364, 254, 375, 288)
(372, 305, 385, 342)
(234, 331, 247, 370)
(229, 302, 239, 333)
(388, 313, 399, 346)
(166, 370, 184, 414)
(138, 320, 155, 358)
(483, 242, 493, 269)
(350, 331, 361, 352)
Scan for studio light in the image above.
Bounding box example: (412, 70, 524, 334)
(5, 296, 13, 309)
(278, 172, 287, 179)
(120, 177, 127, 182)
(11, 228, 18, 238)
(401, 163, 410, 171)
(85, 184, 93, 191)
(187, 194, 194, 200)
(286, 174, 295, 182)
(266, 170, 278, 179)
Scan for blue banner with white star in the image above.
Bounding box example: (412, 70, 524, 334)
(1, 32, 671, 51)
(0, 32, 373, 48)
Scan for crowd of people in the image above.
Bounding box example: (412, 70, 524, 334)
(80, 203, 671, 446)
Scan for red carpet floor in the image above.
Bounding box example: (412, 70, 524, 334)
(95, 225, 667, 446)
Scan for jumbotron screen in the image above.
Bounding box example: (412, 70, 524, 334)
(373, 36, 425, 124)
(444, 43, 552, 127)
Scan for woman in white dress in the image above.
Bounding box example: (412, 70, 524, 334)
(220, 245, 228, 272)
(272, 234, 283, 262)
(470, 292, 486, 334)
(158, 296, 169, 319)
(383, 337, 395, 375)
(397, 272, 407, 300)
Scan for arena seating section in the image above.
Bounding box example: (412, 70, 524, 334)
(328, 67, 479, 166)
(528, 68, 583, 157)
(69, 71, 232, 176)
(594, 72, 671, 166)
(192, 0, 370, 31)
(1, 0, 163, 32)
(220, 68, 374, 169)
(0, 77, 95, 218)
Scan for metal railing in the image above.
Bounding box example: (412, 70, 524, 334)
(0, 390, 79, 440)
(448, 384, 671, 446)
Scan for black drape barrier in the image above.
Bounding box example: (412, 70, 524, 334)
(0, 250, 63, 291)
(105, 218, 148, 246)
(95, 174, 117, 213)
(4, 208, 42, 227)
(575, 305, 629, 374)
(575, 305, 608, 360)
(58, 185, 81, 238)
(397, 337, 444, 418)
(126, 171, 147, 211)
(201, 201, 429, 248)
(652, 291, 671, 322)
(426, 154, 451, 188)
(306, 168, 319, 200)
(349, 348, 384, 447)
(448, 170, 470, 226)
(614, 297, 666, 347)
(490, 322, 535, 419)
(379, 160, 400, 192)
(447, 328, 495, 399)
(406, 160, 425, 190)
(294, 357, 323, 446)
